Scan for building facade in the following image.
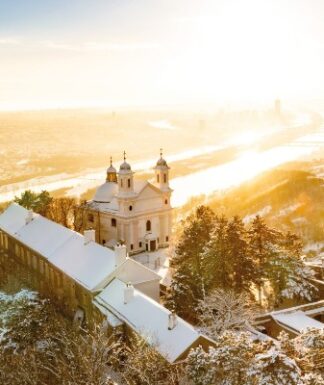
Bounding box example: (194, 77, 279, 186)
(82, 151, 173, 255)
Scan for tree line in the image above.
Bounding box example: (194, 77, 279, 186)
(167, 206, 317, 322)
(12, 189, 85, 231)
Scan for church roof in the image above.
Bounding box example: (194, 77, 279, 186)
(93, 181, 118, 203)
(156, 157, 168, 167)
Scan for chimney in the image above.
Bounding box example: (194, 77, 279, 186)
(84, 229, 96, 245)
(168, 311, 177, 330)
(26, 210, 33, 225)
(114, 244, 127, 266)
(124, 282, 134, 304)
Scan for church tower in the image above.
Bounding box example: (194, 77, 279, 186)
(117, 151, 134, 196)
(154, 149, 170, 191)
(106, 157, 117, 183)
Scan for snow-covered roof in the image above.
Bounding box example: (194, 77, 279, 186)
(93, 181, 118, 203)
(49, 233, 117, 291)
(15, 215, 74, 258)
(95, 278, 201, 363)
(0, 203, 118, 291)
(0, 203, 29, 235)
(86, 198, 119, 213)
(113, 258, 161, 284)
(272, 310, 324, 333)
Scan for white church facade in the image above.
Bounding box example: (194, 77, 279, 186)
(82, 151, 173, 255)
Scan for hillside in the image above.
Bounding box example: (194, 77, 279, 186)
(207, 163, 324, 247)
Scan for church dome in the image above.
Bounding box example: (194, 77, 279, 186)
(106, 157, 117, 183)
(119, 151, 132, 172)
(107, 164, 117, 174)
(93, 182, 118, 203)
(156, 157, 168, 167)
(155, 149, 169, 168)
(119, 161, 131, 171)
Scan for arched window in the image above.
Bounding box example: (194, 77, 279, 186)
(111, 218, 117, 227)
(129, 205, 133, 211)
(157, 174, 160, 183)
(146, 220, 151, 232)
(87, 213, 94, 223)
(164, 199, 168, 204)
(164, 173, 167, 183)
(120, 179, 123, 188)
(128, 178, 131, 188)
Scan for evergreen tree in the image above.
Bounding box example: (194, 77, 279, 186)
(167, 206, 215, 320)
(186, 332, 304, 385)
(14, 189, 52, 215)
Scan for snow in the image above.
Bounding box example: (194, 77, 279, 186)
(243, 205, 272, 224)
(113, 258, 161, 285)
(291, 217, 308, 225)
(304, 242, 324, 253)
(96, 278, 201, 363)
(92, 300, 123, 327)
(0, 289, 38, 348)
(0, 203, 29, 235)
(133, 248, 172, 286)
(272, 310, 324, 333)
(49, 233, 117, 291)
(278, 203, 301, 217)
(0, 203, 118, 292)
(15, 215, 74, 258)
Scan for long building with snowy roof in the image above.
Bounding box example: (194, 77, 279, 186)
(0, 203, 212, 363)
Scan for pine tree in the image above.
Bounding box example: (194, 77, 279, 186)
(167, 206, 215, 320)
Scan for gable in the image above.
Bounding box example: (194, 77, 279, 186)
(136, 183, 163, 200)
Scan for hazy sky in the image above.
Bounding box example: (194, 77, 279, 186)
(0, 0, 324, 110)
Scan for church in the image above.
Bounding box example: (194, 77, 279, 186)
(81, 151, 173, 255)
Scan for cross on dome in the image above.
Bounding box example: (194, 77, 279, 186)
(156, 148, 168, 167)
(120, 151, 132, 171)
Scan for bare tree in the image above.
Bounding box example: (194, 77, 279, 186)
(197, 289, 257, 338)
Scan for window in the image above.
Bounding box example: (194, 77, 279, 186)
(111, 218, 117, 227)
(157, 174, 160, 183)
(128, 178, 131, 188)
(88, 213, 94, 223)
(164, 199, 168, 204)
(130, 244, 134, 250)
(166, 236, 169, 242)
(121, 179, 123, 188)
(139, 241, 142, 248)
(164, 173, 167, 183)
(129, 205, 133, 211)
(146, 220, 151, 232)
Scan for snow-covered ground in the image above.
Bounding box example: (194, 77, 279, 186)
(0, 289, 38, 348)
